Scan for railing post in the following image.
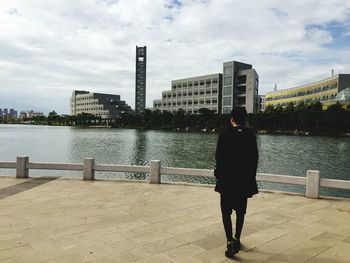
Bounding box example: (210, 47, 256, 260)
(150, 160, 161, 184)
(83, 158, 95, 180)
(306, 170, 320, 199)
(16, 156, 29, 178)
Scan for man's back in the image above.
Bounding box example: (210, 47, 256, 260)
(215, 125, 258, 197)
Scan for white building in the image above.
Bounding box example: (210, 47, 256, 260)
(70, 90, 131, 118)
(153, 73, 222, 114)
(153, 60, 259, 114)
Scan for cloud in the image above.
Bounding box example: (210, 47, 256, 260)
(0, 0, 350, 113)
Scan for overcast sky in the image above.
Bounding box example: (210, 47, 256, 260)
(1, 0, 350, 114)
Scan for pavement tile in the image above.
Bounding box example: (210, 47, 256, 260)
(1, 177, 350, 262)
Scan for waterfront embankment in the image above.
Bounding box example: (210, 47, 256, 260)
(1, 177, 350, 262)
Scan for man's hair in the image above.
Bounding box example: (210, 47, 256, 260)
(230, 107, 247, 125)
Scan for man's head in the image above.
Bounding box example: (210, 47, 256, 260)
(230, 107, 247, 126)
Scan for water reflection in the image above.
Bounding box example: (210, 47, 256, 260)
(128, 130, 148, 180)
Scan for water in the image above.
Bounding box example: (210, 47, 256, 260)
(1, 124, 349, 197)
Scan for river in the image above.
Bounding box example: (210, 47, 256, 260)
(0, 124, 349, 197)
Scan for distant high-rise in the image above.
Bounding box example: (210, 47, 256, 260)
(135, 46, 147, 114)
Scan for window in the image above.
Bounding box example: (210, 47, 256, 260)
(183, 83, 187, 87)
(223, 87, 232, 96)
(223, 97, 231, 106)
(206, 100, 211, 104)
(224, 76, 232, 86)
(223, 106, 231, 114)
(188, 101, 192, 105)
(212, 99, 217, 103)
(188, 92, 192, 96)
(206, 90, 211, 94)
(200, 80, 204, 86)
(194, 91, 198, 95)
(200, 91, 204, 95)
(224, 66, 233, 75)
(188, 82, 193, 87)
(213, 78, 218, 84)
(237, 75, 246, 84)
(212, 89, 217, 94)
(194, 81, 198, 86)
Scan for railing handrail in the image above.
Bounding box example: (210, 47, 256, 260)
(0, 157, 349, 199)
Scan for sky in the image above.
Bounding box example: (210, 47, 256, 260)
(1, 0, 350, 114)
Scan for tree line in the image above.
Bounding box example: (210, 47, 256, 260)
(4, 102, 350, 135)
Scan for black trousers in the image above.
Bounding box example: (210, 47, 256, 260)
(220, 194, 247, 241)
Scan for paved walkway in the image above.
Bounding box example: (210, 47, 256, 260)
(0, 177, 350, 263)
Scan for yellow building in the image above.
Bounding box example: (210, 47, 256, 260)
(265, 74, 350, 109)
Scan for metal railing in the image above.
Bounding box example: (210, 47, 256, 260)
(1, 156, 350, 199)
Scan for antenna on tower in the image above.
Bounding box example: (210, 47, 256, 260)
(331, 69, 334, 77)
(274, 84, 277, 91)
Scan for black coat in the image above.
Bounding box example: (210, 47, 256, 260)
(215, 125, 259, 198)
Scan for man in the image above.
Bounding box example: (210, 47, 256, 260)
(215, 107, 259, 258)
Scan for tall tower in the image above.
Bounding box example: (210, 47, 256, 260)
(135, 46, 147, 114)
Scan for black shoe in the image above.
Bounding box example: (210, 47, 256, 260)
(233, 238, 241, 251)
(225, 240, 239, 259)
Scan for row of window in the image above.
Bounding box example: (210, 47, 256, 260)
(172, 78, 219, 89)
(266, 84, 337, 101)
(154, 99, 218, 107)
(163, 89, 218, 98)
(167, 108, 218, 114)
(268, 94, 337, 106)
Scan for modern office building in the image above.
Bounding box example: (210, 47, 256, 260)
(135, 46, 147, 114)
(153, 60, 259, 114)
(70, 90, 131, 118)
(265, 74, 350, 109)
(153, 73, 222, 114)
(222, 61, 259, 114)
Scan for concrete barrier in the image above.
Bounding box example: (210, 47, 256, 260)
(1, 157, 350, 199)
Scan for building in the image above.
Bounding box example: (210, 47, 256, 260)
(222, 61, 259, 114)
(153, 73, 222, 114)
(70, 90, 131, 118)
(19, 110, 44, 119)
(0, 108, 17, 118)
(9, 109, 18, 118)
(153, 60, 259, 114)
(259, 95, 266, 112)
(265, 74, 350, 109)
(135, 46, 147, 114)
